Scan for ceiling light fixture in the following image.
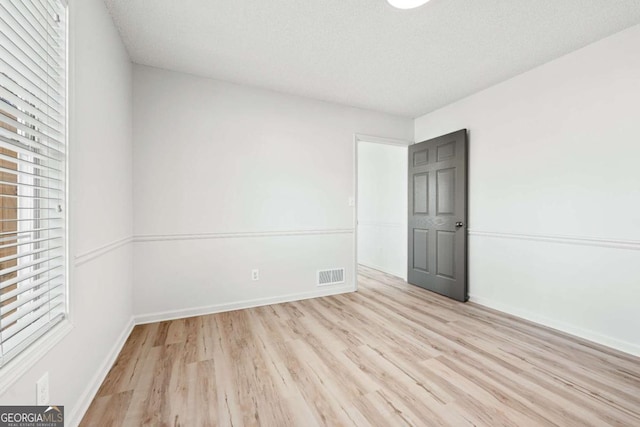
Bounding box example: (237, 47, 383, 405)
(387, 0, 431, 9)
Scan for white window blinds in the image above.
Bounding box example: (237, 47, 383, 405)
(0, 0, 67, 367)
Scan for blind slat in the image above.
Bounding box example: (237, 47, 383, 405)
(0, 164, 63, 183)
(0, 109, 65, 148)
(0, 111, 65, 156)
(0, 193, 63, 203)
(0, 273, 63, 303)
(0, 97, 64, 140)
(0, 27, 64, 90)
(0, 114, 64, 149)
(0, 253, 63, 278)
(0, 264, 64, 291)
(0, 73, 64, 124)
(0, 79, 64, 130)
(14, 0, 64, 76)
(8, 0, 63, 51)
(0, 132, 64, 164)
(0, 4, 63, 70)
(0, 150, 64, 175)
(0, 217, 63, 225)
(0, 59, 64, 109)
(0, 236, 62, 252)
(1, 297, 64, 341)
(0, 244, 62, 265)
(36, 0, 65, 37)
(0, 71, 63, 121)
(0, 176, 63, 193)
(0, 312, 64, 365)
(0, 226, 62, 239)
(0, 206, 57, 212)
(0, 10, 63, 72)
(1, 284, 63, 316)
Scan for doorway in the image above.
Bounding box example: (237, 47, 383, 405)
(355, 136, 411, 280)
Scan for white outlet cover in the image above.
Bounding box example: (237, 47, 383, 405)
(251, 269, 259, 281)
(36, 372, 49, 405)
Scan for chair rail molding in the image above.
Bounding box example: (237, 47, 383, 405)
(74, 236, 134, 266)
(133, 228, 355, 243)
(468, 230, 640, 251)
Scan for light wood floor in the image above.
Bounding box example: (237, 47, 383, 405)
(81, 266, 640, 426)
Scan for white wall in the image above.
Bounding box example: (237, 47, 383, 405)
(357, 142, 408, 279)
(132, 65, 413, 321)
(0, 0, 134, 424)
(415, 24, 640, 355)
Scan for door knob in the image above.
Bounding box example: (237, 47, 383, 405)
(455, 221, 464, 228)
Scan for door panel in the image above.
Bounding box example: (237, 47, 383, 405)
(413, 173, 429, 214)
(436, 230, 455, 279)
(408, 129, 468, 302)
(413, 229, 429, 273)
(436, 168, 455, 215)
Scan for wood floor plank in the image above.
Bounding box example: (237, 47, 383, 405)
(121, 346, 162, 426)
(80, 265, 640, 426)
(81, 391, 132, 426)
(343, 344, 453, 426)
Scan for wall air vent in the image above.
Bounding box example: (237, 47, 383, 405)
(317, 268, 345, 286)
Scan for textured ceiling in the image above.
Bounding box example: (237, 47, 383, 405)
(104, 0, 640, 117)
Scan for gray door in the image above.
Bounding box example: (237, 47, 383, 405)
(408, 129, 468, 302)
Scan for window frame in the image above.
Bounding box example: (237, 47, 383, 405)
(0, 0, 72, 395)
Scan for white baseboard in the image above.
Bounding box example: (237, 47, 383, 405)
(134, 284, 356, 325)
(67, 317, 135, 427)
(469, 294, 640, 357)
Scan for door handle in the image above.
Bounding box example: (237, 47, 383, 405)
(455, 221, 464, 228)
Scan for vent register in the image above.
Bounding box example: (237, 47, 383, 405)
(317, 269, 345, 286)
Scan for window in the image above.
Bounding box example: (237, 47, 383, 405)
(0, 0, 67, 367)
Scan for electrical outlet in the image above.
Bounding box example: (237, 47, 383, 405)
(348, 197, 355, 207)
(36, 372, 49, 405)
(251, 269, 259, 281)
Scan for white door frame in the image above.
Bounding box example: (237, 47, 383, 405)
(352, 134, 414, 290)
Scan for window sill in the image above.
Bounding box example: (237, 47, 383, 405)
(0, 320, 73, 396)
